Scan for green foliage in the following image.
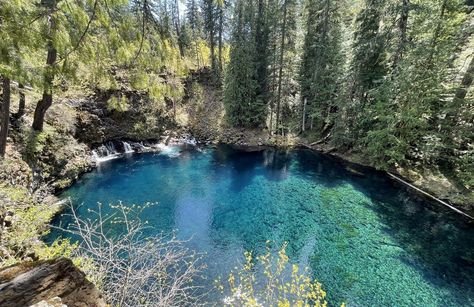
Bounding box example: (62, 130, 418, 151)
(299, 0, 344, 133)
(107, 95, 129, 112)
(0, 184, 76, 268)
(224, 0, 267, 128)
(23, 127, 57, 162)
(351, 0, 387, 100)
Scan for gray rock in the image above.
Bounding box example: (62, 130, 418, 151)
(0, 258, 106, 307)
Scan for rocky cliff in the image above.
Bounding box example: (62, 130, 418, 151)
(0, 258, 105, 307)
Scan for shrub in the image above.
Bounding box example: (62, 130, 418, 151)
(0, 185, 71, 268)
(217, 242, 341, 307)
(55, 202, 204, 306)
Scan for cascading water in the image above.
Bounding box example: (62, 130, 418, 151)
(92, 141, 123, 163)
(122, 141, 134, 154)
(106, 142, 117, 154)
(91, 138, 198, 163)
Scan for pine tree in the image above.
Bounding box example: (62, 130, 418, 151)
(203, 0, 218, 74)
(254, 0, 270, 123)
(351, 0, 386, 102)
(0, 0, 37, 156)
(274, 0, 288, 135)
(224, 0, 258, 127)
(299, 0, 344, 135)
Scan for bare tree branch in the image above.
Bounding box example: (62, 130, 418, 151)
(52, 202, 206, 306)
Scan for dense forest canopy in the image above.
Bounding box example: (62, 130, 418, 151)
(0, 0, 473, 190)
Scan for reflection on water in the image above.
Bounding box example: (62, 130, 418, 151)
(49, 145, 474, 306)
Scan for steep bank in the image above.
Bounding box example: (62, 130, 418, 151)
(70, 68, 474, 215)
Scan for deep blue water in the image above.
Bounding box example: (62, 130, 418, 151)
(50, 145, 474, 306)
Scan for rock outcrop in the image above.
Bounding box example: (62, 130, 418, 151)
(0, 258, 106, 307)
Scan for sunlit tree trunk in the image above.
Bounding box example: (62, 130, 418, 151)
(275, 0, 287, 136)
(32, 1, 58, 132)
(0, 76, 11, 158)
(15, 83, 25, 119)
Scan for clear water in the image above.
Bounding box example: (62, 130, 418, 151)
(49, 145, 474, 306)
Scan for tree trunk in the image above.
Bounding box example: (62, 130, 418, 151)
(0, 77, 11, 158)
(205, 0, 217, 73)
(32, 2, 57, 132)
(275, 0, 287, 136)
(218, 4, 224, 72)
(15, 83, 25, 118)
(269, 41, 277, 135)
(302, 97, 307, 132)
(392, 0, 409, 71)
(174, 0, 184, 57)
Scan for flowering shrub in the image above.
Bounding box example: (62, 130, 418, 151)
(218, 242, 343, 307)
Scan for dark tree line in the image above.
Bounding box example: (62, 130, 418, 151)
(223, 0, 473, 188)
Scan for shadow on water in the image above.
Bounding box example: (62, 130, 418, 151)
(292, 148, 474, 305)
(262, 147, 293, 181)
(217, 146, 474, 304)
(210, 145, 266, 192)
(359, 189, 474, 304)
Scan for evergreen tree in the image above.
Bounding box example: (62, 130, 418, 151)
(299, 0, 344, 135)
(351, 0, 386, 102)
(187, 0, 203, 34)
(0, 0, 37, 155)
(202, 0, 218, 74)
(224, 0, 258, 127)
(274, 0, 288, 135)
(254, 0, 270, 122)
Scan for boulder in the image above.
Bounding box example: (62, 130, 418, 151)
(0, 258, 106, 307)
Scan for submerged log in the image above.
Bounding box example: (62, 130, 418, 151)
(0, 258, 106, 307)
(387, 172, 474, 220)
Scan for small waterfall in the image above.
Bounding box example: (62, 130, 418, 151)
(122, 141, 134, 154)
(106, 142, 117, 155)
(93, 141, 122, 163)
(91, 137, 196, 163)
(92, 150, 100, 161)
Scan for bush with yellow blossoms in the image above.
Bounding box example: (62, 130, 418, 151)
(217, 242, 345, 307)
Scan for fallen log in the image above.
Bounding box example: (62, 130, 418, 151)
(387, 172, 474, 220)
